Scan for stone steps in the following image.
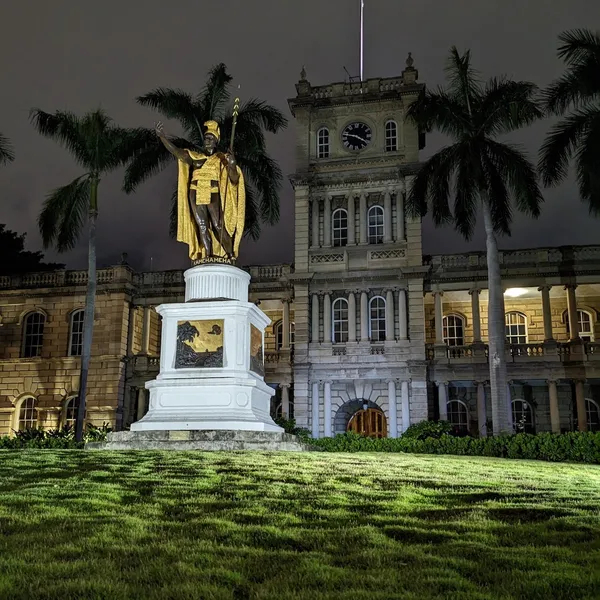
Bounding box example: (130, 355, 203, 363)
(85, 430, 313, 452)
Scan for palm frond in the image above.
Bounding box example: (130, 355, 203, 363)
(557, 29, 600, 64)
(197, 63, 232, 121)
(29, 109, 89, 166)
(538, 108, 595, 186)
(242, 186, 260, 240)
(405, 89, 470, 138)
(481, 152, 512, 236)
(444, 46, 482, 110)
(452, 151, 481, 240)
(38, 174, 90, 251)
(0, 132, 14, 164)
(478, 79, 542, 136)
(575, 111, 600, 214)
(235, 99, 288, 134)
(137, 88, 200, 133)
(543, 61, 600, 114)
(486, 140, 542, 218)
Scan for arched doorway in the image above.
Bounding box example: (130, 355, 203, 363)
(347, 408, 387, 438)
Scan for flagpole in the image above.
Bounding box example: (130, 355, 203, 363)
(360, 0, 364, 81)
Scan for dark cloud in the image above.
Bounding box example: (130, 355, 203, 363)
(0, 0, 598, 270)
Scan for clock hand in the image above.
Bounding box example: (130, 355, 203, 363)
(345, 133, 366, 142)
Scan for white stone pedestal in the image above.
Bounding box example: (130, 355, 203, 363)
(131, 264, 282, 433)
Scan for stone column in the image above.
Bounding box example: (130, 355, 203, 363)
(323, 293, 332, 343)
(476, 382, 487, 437)
(437, 382, 448, 420)
(396, 190, 405, 242)
(398, 289, 408, 340)
(324, 381, 332, 437)
(136, 388, 147, 421)
(566, 285, 579, 340)
(470, 290, 482, 343)
(280, 383, 290, 418)
(141, 306, 152, 355)
(401, 380, 410, 432)
(388, 379, 398, 438)
(540, 286, 554, 341)
(383, 191, 392, 243)
(311, 294, 320, 343)
(360, 291, 369, 341)
(547, 380, 560, 433)
(506, 383, 514, 431)
(282, 299, 290, 350)
(311, 198, 319, 248)
(359, 192, 367, 245)
(434, 292, 444, 344)
(127, 307, 136, 355)
(575, 379, 587, 432)
(348, 291, 357, 342)
(311, 381, 320, 438)
(323, 195, 332, 247)
(385, 289, 394, 341)
(347, 192, 356, 245)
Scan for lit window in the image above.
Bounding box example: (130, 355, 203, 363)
(64, 396, 80, 429)
(332, 298, 349, 343)
(18, 397, 38, 430)
(22, 312, 46, 358)
(332, 208, 348, 247)
(566, 310, 594, 342)
(505, 312, 527, 344)
(385, 120, 398, 152)
(512, 400, 535, 434)
(68, 310, 85, 356)
(447, 400, 469, 433)
(275, 321, 295, 350)
(443, 315, 465, 346)
(586, 399, 600, 433)
(368, 205, 384, 244)
(369, 296, 386, 342)
(317, 127, 330, 159)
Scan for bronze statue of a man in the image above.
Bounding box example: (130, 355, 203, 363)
(156, 120, 245, 263)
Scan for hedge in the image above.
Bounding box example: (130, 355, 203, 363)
(0, 424, 111, 449)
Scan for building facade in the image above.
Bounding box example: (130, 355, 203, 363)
(1, 59, 600, 437)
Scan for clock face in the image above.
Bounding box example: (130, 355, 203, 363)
(342, 122, 372, 151)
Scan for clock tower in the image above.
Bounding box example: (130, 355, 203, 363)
(287, 54, 429, 438)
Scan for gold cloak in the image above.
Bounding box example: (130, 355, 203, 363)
(176, 149, 246, 261)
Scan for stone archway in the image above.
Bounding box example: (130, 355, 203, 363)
(334, 399, 387, 438)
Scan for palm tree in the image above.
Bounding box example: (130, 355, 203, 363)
(30, 109, 142, 442)
(539, 29, 600, 213)
(405, 48, 543, 435)
(0, 132, 14, 165)
(123, 63, 287, 239)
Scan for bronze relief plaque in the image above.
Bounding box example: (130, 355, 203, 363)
(175, 319, 224, 368)
(249, 324, 264, 376)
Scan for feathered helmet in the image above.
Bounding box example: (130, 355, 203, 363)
(203, 120, 220, 142)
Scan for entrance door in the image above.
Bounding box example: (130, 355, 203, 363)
(347, 408, 387, 438)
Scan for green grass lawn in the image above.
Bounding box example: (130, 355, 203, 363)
(0, 452, 599, 600)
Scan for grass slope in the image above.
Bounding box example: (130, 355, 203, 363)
(0, 452, 599, 600)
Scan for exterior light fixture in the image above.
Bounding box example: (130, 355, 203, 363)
(362, 401, 369, 411)
(504, 288, 528, 298)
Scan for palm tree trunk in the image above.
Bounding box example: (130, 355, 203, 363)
(481, 196, 512, 435)
(75, 178, 99, 442)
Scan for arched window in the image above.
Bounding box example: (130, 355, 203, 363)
(384, 120, 398, 152)
(18, 397, 38, 430)
(68, 309, 85, 356)
(317, 127, 330, 159)
(586, 399, 600, 433)
(505, 311, 527, 344)
(369, 296, 386, 342)
(446, 400, 469, 433)
(275, 321, 295, 350)
(512, 400, 535, 434)
(63, 396, 80, 429)
(368, 205, 384, 244)
(332, 298, 349, 343)
(22, 311, 46, 358)
(566, 310, 594, 342)
(332, 208, 348, 247)
(443, 314, 465, 346)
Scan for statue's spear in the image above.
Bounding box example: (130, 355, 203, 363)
(219, 88, 240, 260)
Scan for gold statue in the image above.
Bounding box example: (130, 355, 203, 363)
(155, 118, 245, 263)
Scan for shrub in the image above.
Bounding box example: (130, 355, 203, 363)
(0, 423, 112, 449)
(274, 417, 312, 442)
(402, 420, 454, 440)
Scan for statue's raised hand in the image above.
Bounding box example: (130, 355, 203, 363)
(155, 121, 165, 137)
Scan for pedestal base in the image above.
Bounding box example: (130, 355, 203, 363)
(86, 430, 311, 452)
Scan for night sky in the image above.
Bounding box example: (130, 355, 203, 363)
(1, 0, 598, 271)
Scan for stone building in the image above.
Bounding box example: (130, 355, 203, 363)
(1, 58, 600, 437)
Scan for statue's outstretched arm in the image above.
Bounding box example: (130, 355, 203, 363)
(155, 121, 191, 164)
